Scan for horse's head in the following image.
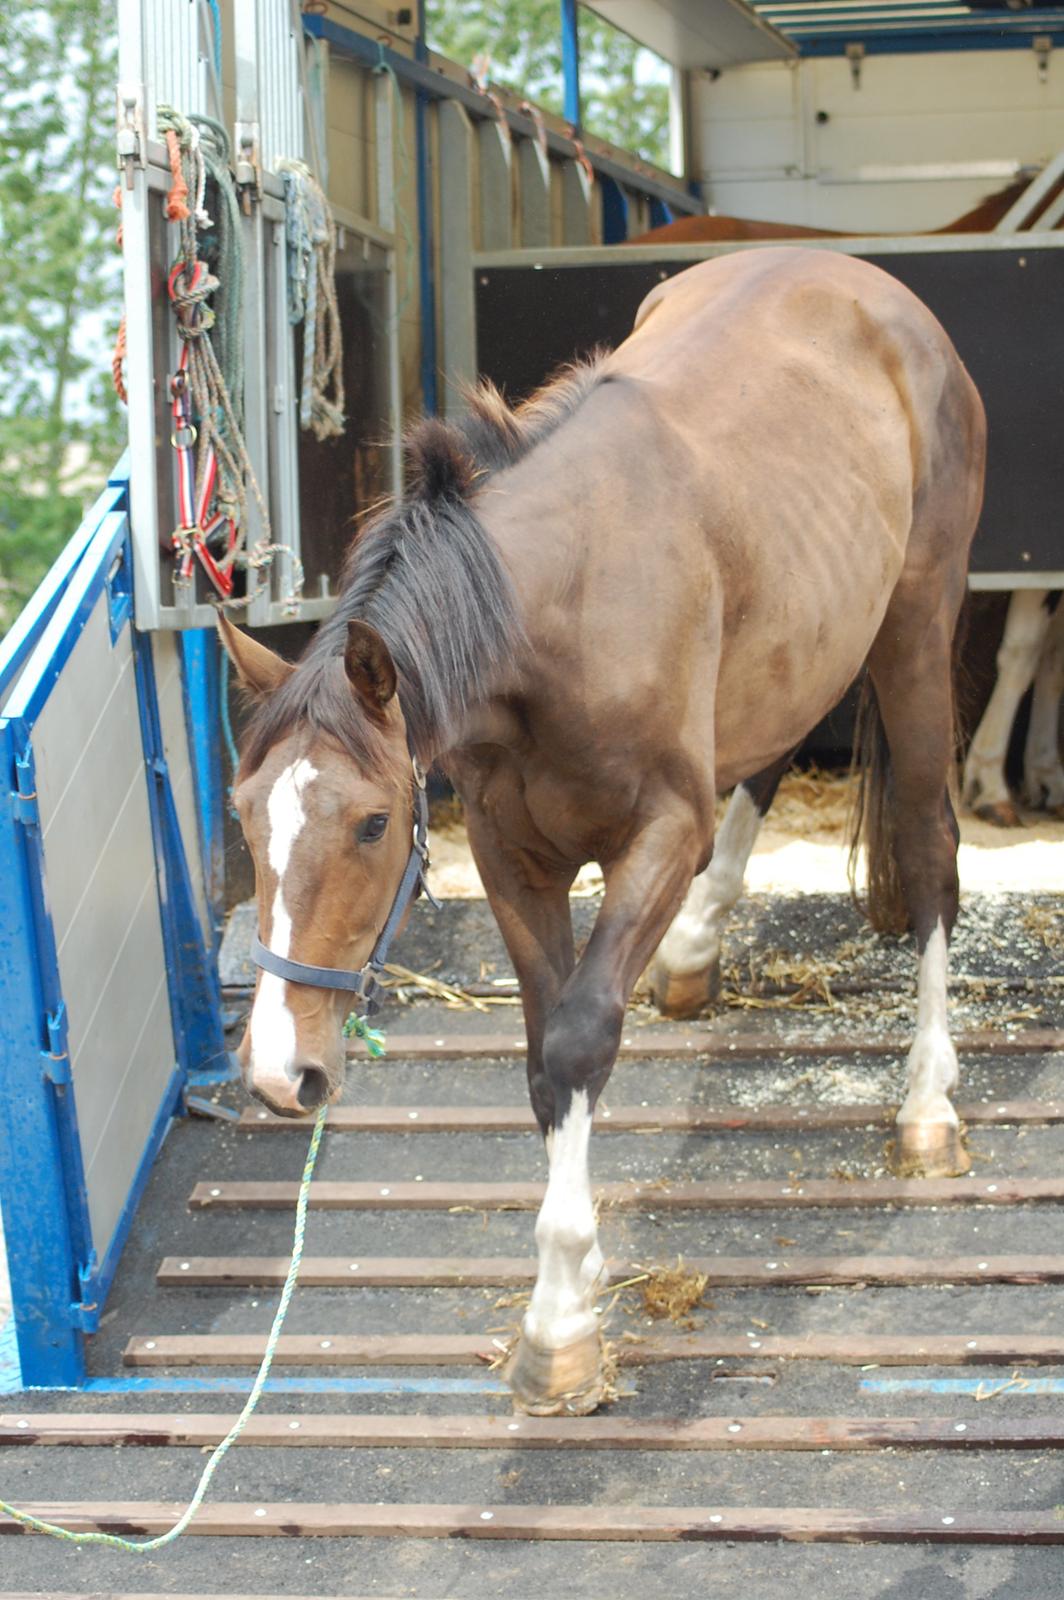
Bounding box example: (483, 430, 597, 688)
(218, 614, 415, 1117)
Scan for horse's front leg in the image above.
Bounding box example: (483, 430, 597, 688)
(508, 813, 701, 1415)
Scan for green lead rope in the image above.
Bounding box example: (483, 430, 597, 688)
(0, 1086, 338, 1549)
(343, 1011, 386, 1057)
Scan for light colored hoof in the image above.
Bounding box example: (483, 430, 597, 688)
(506, 1330, 606, 1416)
(892, 1120, 971, 1179)
(973, 800, 1022, 829)
(647, 960, 720, 1020)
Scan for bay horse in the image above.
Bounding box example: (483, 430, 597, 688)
(220, 248, 986, 1417)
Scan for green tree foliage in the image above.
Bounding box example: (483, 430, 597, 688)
(426, 0, 671, 169)
(0, 0, 122, 627)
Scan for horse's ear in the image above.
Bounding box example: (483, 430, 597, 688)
(215, 612, 294, 699)
(345, 620, 397, 712)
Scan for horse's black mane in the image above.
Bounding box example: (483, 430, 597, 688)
(241, 356, 607, 776)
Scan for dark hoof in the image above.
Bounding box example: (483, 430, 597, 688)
(891, 1121, 971, 1179)
(973, 801, 1022, 829)
(507, 1330, 606, 1416)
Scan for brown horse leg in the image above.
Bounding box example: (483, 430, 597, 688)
(648, 750, 796, 1017)
(866, 605, 969, 1179)
(459, 804, 578, 1129)
(506, 814, 701, 1414)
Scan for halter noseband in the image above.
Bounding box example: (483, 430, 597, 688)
(250, 757, 439, 1017)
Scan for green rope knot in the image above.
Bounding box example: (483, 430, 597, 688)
(342, 1012, 386, 1057)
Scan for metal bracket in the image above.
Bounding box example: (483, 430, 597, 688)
(41, 1003, 71, 1085)
(1035, 34, 1053, 84)
(235, 118, 263, 212)
(845, 42, 865, 91)
(72, 1252, 101, 1332)
(12, 746, 39, 828)
(115, 82, 146, 190)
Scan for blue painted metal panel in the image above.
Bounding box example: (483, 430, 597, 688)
(0, 476, 226, 1385)
(0, 463, 127, 706)
(0, 512, 139, 1388)
(648, 197, 673, 230)
(72, 1374, 509, 1396)
(132, 626, 229, 1088)
(86, 1062, 185, 1324)
(178, 629, 225, 931)
(0, 717, 85, 1388)
(601, 177, 629, 243)
(561, 0, 581, 128)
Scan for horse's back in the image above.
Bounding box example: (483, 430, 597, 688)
(602, 249, 983, 783)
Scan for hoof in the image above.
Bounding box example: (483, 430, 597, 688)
(973, 800, 1022, 829)
(506, 1330, 606, 1416)
(648, 961, 720, 1020)
(891, 1121, 971, 1179)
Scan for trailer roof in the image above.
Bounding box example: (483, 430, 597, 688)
(586, 0, 1064, 60)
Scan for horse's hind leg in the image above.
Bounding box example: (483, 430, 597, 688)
(1023, 595, 1064, 813)
(863, 597, 969, 1178)
(648, 751, 794, 1017)
(962, 589, 1050, 826)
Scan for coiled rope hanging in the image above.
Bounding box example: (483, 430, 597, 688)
(277, 158, 345, 441)
(158, 106, 303, 612)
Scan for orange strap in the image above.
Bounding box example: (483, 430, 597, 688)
(164, 129, 190, 222)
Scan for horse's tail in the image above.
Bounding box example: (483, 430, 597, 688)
(847, 672, 909, 935)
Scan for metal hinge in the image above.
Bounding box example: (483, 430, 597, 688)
(41, 1003, 71, 1085)
(116, 82, 146, 190)
(235, 119, 263, 212)
(71, 1252, 101, 1333)
(12, 747, 39, 827)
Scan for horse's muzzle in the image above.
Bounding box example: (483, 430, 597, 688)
(247, 1062, 334, 1118)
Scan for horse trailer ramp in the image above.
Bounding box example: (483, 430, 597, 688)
(2, 894, 1064, 1597)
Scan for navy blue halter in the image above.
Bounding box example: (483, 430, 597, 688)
(251, 760, 439, 1017)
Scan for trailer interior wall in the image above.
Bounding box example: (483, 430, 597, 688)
(693, 49, 1064, 231)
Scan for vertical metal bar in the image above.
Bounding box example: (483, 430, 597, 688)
(117, 0, 162, 630)
(477, 119, 513, 252)
(560, 159, 593, 244)
(415, 0, 438, 414)
(517, 138, 551, 246)
(668, 66, 686, 181)
(437, 101, 477, 416)
(269, 211, 301, 611)
(0, 719, 85, 1387)
(178, 629, 225, 927)
(560, 0, 581, 129)
(375, 69, 404, 497)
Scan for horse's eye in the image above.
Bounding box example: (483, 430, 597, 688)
(357, 812, 389, 844)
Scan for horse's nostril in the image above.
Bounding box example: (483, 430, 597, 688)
(296, 1066, 330, 1111)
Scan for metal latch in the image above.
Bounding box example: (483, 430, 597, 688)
(12, 746, 39, 827)
(116, 83, 146, 190)
(235, 120, 262, 213)
(41, 1003, 70, 1085)
(72, 1252, 101, 1333)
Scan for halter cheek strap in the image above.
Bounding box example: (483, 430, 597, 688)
(250, 763, 439, 1018)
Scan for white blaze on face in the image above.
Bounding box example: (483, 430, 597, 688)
(523, 1089, 604, 1352)
(249, 759, 318, 1084)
